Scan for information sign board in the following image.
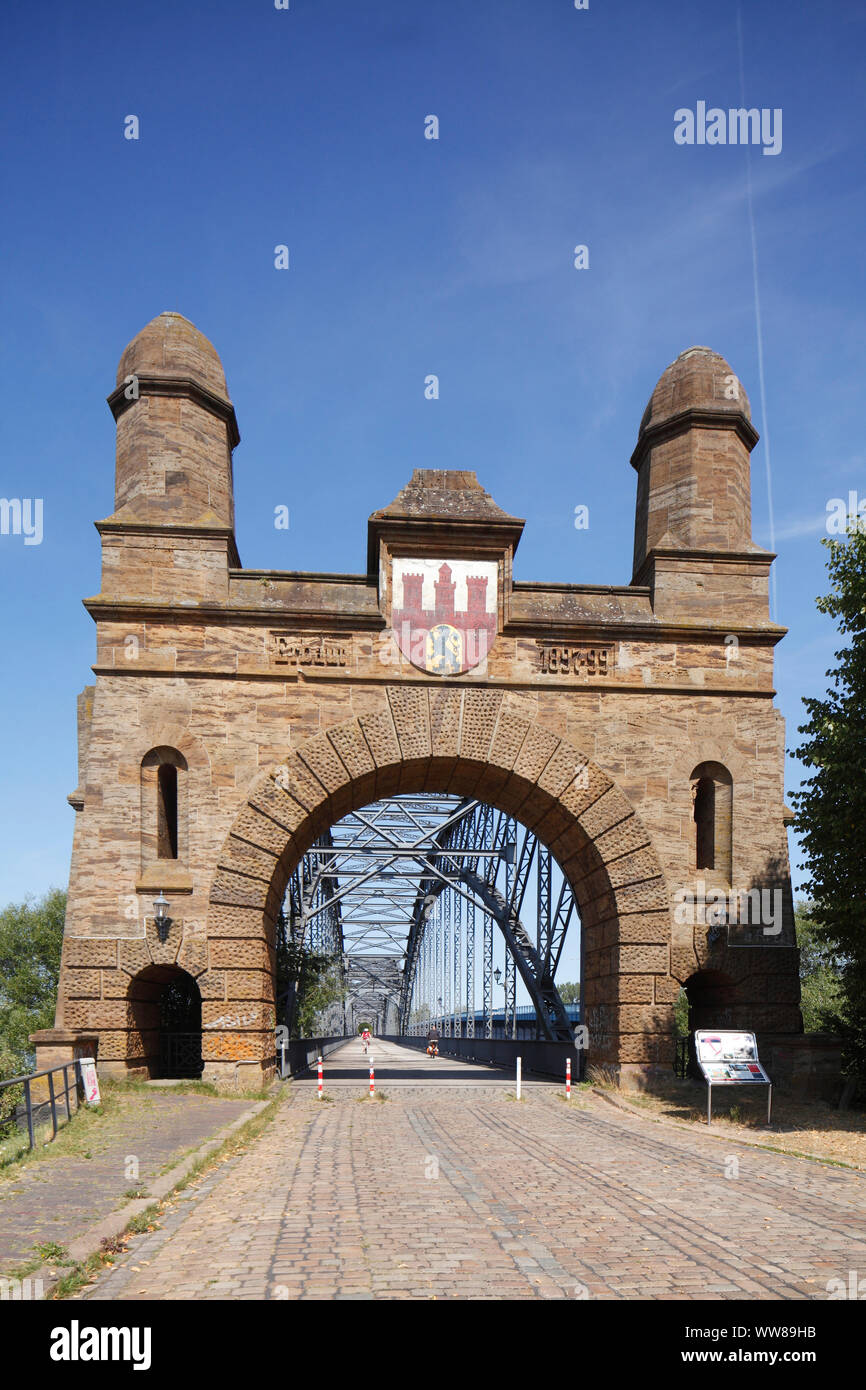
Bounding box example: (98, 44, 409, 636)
(694, 1031, 772, 1123)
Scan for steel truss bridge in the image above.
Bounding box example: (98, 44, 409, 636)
(280, 795, 579, 1041)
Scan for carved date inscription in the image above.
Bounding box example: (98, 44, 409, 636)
(271, 632, 349, 667)
(537, 641, 612, 676)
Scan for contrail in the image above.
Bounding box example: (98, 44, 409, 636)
(737, 5, 778, 622)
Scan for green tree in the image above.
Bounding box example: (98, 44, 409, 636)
(557, 981, 580, 1004)
(673, 987, 689, 1038)
(0, 888, 65, 1078)
(790, 523, 866, 1079)
(275, 926, 344, 1038)
(795, 901, 846, 1033)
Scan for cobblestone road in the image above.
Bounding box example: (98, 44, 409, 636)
(79, 1041, 866, 1301)
(0, 1091, 253, 1273)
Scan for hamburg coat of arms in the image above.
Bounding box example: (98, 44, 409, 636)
(390, 558, 498, 675)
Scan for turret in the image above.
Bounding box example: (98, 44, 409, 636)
(96, 313, 240, 600)
(109, 311, 238, 527)
(630, 347, 773, 622)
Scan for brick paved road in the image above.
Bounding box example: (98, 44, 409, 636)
(0, 1092, 252, 1273)
(78, 1041, 866, 1301)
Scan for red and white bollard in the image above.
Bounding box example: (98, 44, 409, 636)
(566, 1057, 572, 1101)
(369, 1063, 375, 1099)
(317, 1056, 323, 1100)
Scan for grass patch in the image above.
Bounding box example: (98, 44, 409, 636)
(49, 1094, 283, 1300)
(0, 1075, 274, 1184)
(33, 1242, 73, 1265)
(593, 1077, 866, 1169)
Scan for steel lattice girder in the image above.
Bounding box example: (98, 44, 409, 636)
(399, 801, 575, 1041)
(283, 794, 577, 1037)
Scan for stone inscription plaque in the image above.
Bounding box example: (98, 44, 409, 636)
(271, 632, 350, 667)
(537, 641, 613, 676)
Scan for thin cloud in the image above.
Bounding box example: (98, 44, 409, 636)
(758, 513, 827, 543)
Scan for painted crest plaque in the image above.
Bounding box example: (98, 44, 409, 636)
(390, 558, 497, 675)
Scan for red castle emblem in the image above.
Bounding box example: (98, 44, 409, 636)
(391, 560, 497, 675)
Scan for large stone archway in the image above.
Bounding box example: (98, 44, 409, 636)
(206, 688, 673, 1082)
(38, 316, 807, 1093)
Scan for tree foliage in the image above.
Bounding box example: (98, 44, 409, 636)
(557, 980, 580, 1004)
(795, 900, 846, 1033)
(275, 927, 344, 1038)
(790, 526, 866, 1072)
(0, 888, 66, 1078)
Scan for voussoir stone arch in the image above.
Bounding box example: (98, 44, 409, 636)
(207, 687, 675, 1077)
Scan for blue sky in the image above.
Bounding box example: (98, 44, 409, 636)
(1, 0, 864, 914)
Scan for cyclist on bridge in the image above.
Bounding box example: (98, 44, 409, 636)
(361, 1027, 372, 1054)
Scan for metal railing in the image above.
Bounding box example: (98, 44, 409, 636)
(0, 1060, 86, 1151)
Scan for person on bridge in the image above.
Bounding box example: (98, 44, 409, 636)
(361, 1027, 372, 1054)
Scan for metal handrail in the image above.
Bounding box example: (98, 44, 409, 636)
(0, 1059, 86, 1151)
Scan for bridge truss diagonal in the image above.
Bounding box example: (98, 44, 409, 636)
(281, 794, 579, 1040)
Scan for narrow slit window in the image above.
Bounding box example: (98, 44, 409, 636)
(157, 763, 179, 859)
(694, 776, 715, 870)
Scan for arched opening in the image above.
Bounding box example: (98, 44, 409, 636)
(690, 761, 733, 881)
(693, 777, 715, 869)
(157, 764, 178, 859)
(279, 795, 582, 1044)
(128, 965, 202, 1080)
(683, 968, 737, 1076)
(206, 691, 675, 1083)
(140, 747, 188, 871)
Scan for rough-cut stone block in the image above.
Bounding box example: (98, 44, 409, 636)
(64, 970, 102, 999)
(209, 939, 270, 970)
(202, 999, 263, 1028)
(489, 712, 530, 772)
(388, 687, 431, 761)
(207, 904, 269, 938)
(65, 940, 118, 968)
(594, 815, 651, 862)
(249, 780, 307, 835)
(459, 690, 503, 763)
(512, 724, 560, 785)
(278, 751, 328, 812)
(197, 969, 227, 999)
(118, 939, 152, 976)
(327, 721, 375, 780)
(605, 846, 666, 890)
(148, 917, 184, 966)
(612, 879, 668, 916)
(428, 690, 462, 759)
(359, 709, 401, 769)
(615, 911, 671, 944)
(224, 969, 273, 1000)
(580, 786, 635, 841)
(102, 969, 135, 999)
(617, 1004, 675, 1032)
(618, 944, 669, 973)
(297, 732, 349, 794)
(537, 743, 581, 800)
(210, 869, 269, 910)
(654, 976, 685, 1004)
(177, 937, 209, 977)
(65, 1000, 134, 1030)
(670, 946, 700, 981)
(201, 1029, 272, 1062)
(217, 835, 277, 881)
